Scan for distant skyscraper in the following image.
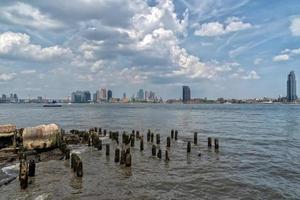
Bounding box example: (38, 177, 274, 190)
(287, 71, 297, 102)
(71, 90, 91, 103)
(137, 89, 144, 100)
(107, 90, 112, 100)
(123, 93, 126, 99)
(101, 88, 106, 100)
(182, 86, 191, 103)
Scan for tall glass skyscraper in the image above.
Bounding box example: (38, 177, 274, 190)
(287, 71, 297, 102)
(182, 86, 191, 103)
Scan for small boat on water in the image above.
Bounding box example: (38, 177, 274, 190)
(43, 100, 62, 107)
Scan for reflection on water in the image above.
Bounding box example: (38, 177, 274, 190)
(0, 104, 299, 199)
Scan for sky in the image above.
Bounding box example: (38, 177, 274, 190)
(0, 0, 300, 99)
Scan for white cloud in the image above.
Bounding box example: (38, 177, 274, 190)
(20, 69, 36, 74)
(254, 58, 262, 65)
(0, 32, 72, 61)
(0, 2, 63, 30)
(0, 72, 17, 81)
(290, 17, 300, 36)
(230, 70, 260, 80)
(194, 17, 252, 37)
(273, 47, 300, 62)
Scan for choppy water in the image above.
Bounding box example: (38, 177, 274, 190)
(0, 103, 299, 200)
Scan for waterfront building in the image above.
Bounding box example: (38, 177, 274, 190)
(182, 86, 191, 103)
(287, 71, 297, 102)
(71, 90, 91, 103)
(107, 90, 112, 101)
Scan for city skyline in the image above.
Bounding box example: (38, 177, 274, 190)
(0, 1, 300, 99)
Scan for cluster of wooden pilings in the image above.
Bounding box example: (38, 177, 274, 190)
(84, 128, 220, 167)
(18, 153, 36, 189)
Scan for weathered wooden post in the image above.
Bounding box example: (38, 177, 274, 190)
(208, 137, 212, 147)
(106, 144, 110, 156)
(214, 138, 219, 149)
(130, 134, 135, 147)
(136, 131, 140, 139)
(140, 136, 144, 151)
(109, 131, 112, 139)
(65, 148, 70, 160)
(171, 129, 174, 139)
(157, 149, 162, 159)
(88, 136, 91, 146)
(125, 153, 132, 167)
(98, 128, 102, 135)
(187, 141, 191, 153)
(19, 159, 28, 189)
(76, 160, 83, 177)
(120, 149, 126, 165)
(167, 137, 171, 148)
(152, 145, 156, 156)
(98, 139, 102, 150)
(104, 129, 107, 136)
(194, 132, 198, 145)
(175, 130, 178, 140)
(165, 150, 170, 161)
(156, 134, 160, 145)
(150, 133, 154, 143)
(147, 129, 150, 142)
(28, 159, 35, 177)
(115, 148, 120, 162)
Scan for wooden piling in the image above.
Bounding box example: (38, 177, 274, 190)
(165, 150, 170, 161)
(167, 137, 171, 148)
(156, 134, 160, 145)
(175, 130, 178, 140)
(157, 149, 162, 159)
(150, 133, 154, 143)
(97, 139, 102, 150)
(194, 132, 198, 145)
(214, 138, 219, 149)
(114, 148, 120, 162)
(208, 137, 212, 147)
(130, 134, 135, 147)
(19, 159, 28, 189)
(187, 141, 191, 153)
(65, 148, 70, 160)
(136, 131, 140, 139)
(120, 149, 126, 165)
(152, 145, 156, 156)
(103, 129, 107, 136)
(140, 136, 144, 151)
(106, 144, 110, 156)
(28, 159, 35, 177)
(125, 153, 132, 167)
(171, 129, 174, 139)
(76, 161, 83, 177)
(147, 130, 150, 142)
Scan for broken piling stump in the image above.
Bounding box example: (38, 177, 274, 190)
(120, 149, 126, 165)
(147, 130, 150, 142)
(115, 148, 120, 163)
(106, 144, 110, 156)
(194, 132, 198, 145)
(157, 149, 162, 159)
(140, 136, 144, 151)
(175, 130, 178, 140)
(19, 159, 28, 189)
(156, 134, 160, 145)
(76, 161, 83, 177)
(167, 137, 171, 148)
(150, 133, 154, 143)
(208, 137, 212, 147)
(214, 138, 219, 149)
(28, 159, 35, 177)
(165, 150, 170, 161)
(187, 141, 191, 153)
(152, 145, 156, 156)
(125, 153, 132, 167)
(171, 129, 174, 139)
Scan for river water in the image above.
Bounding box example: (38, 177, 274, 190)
(0, 103, 299, 200)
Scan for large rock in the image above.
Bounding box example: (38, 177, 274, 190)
(22, 124, 61, 150)
(0, 124, 16, 137)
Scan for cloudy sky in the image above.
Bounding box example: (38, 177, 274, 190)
(0, 0, 300, 99)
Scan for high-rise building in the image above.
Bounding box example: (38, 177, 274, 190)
(101, 88, 106, 100)
(287, 71, 297, 102)
(182, 86, 191, 103)
(123, 93, 126, 100)
(83, 91, 91, 102)
(137, 89, 144, 100)
(107, 90, 112, 101)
